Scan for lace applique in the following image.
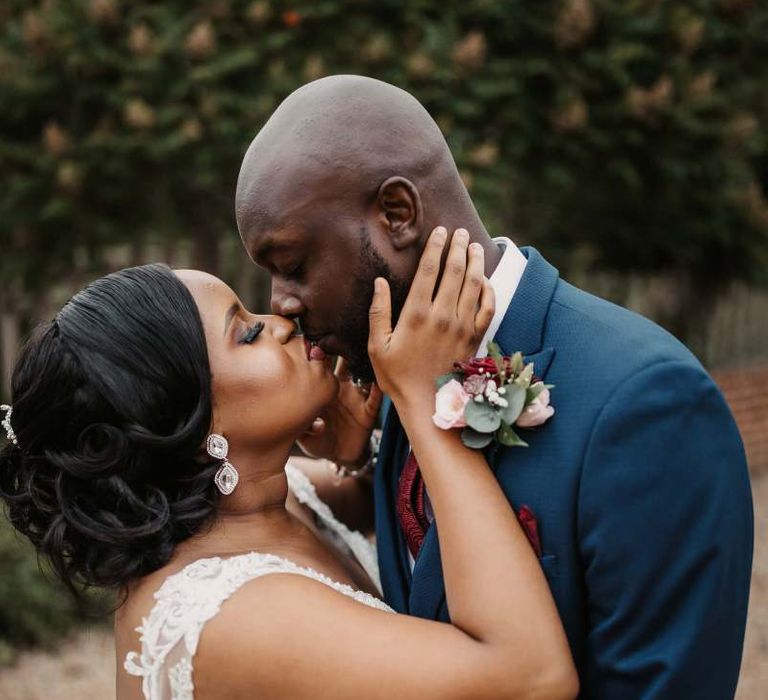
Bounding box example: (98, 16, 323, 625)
(285, 462, 382, 590)
(168, 658, 193, 700)
(124, 552, 393, 700)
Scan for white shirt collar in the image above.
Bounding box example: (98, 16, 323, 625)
(475, 237, 527, 357)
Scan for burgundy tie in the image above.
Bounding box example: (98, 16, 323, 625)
(396, 451, 430, 558)
(395, 452, 544, 559)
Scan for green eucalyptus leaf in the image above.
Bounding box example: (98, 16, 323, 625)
(487, 341, 505, 378)
(461, 427, 495, 449)
(464, 399, 502, 432)
(487, 340, 502, 357)
(515, 362, 534, 389)
(498, 423, 528, 447)
(500, 383, 526, 424)
(509, 352, 524, 374)
(526, 383, 546, 403)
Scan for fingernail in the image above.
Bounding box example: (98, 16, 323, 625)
(434, 226, 447, 240)
(455, 228, 469, 242)
(470, 242, 483, 253)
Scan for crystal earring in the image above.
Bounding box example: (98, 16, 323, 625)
(206, 433, 239, 495)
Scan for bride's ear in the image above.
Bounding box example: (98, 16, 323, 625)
(376, 176, 423, 250)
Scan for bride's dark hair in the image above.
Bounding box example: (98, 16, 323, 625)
(0, 264, 218, 595)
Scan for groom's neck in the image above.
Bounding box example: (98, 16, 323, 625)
(425, 189, 505, 276)
(438, 214, 503, 277)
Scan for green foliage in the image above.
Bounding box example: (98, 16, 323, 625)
(0, 0, 766, 301)
(0, 517, 110, 664)
(498, 422, 527, 448)
(499, 383, 526, 425)
(435, 371, 463, 389)
(464, 397, 502, 432)
(460, 427, 494, 449)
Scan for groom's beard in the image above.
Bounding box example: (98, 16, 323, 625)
(340, 231, 409, 384)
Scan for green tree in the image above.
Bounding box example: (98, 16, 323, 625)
(0, 0, 766, 328)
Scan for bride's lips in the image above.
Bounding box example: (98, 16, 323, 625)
(302, 335, 328, 362)
(309, 344, 326, 361)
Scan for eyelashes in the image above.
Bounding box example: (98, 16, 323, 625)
(238, 322, 265, 345)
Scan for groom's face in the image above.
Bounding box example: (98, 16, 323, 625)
(240, 198, 411, 383)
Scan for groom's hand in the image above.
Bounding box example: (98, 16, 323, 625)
(368, 226, 495, 407)
(297, 357, 382, 466)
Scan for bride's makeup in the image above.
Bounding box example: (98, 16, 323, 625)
(238, 321, 265, 345)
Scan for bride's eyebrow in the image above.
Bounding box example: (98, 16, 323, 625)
(223, 301, 242, 336)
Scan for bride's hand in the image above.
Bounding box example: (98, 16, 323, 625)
(297, 357, 382, 466)
(368, 226, 495, 408)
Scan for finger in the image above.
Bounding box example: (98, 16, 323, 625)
(368, 277, 392, 352)
(365, 383, 384, 416)
(401, 226, 447, 316)
(335, 356, 352, 382)
(457, 242, 485, 322)
(303, 417, 326, 437)
(474, 278, 496, 343)
(433, 228, 470, 313)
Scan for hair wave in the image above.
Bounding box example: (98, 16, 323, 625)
(0, 264, 218, 595)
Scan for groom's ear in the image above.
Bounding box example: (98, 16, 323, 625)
(376, 177, 423, 250)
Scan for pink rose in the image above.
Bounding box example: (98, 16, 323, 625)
(516, 384, 555, 428)
(432, 379, 470, 430)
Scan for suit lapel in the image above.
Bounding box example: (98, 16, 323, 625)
(408, 247, 560, 620)
(492, 247, 560, 359)
(374, 403, 412, 612)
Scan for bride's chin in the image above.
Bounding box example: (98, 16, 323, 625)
(303, 372, 339, 410)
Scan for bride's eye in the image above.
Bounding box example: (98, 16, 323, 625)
(238, 322, 265, 345)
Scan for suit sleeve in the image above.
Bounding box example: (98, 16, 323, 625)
(578, 360, 753, 699)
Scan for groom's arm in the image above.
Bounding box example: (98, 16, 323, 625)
(578, 360, 753, 699)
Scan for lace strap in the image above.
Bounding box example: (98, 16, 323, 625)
(285, 463, 381, 588)
(125, 552, 392, 699)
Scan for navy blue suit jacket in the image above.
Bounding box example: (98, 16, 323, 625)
(374, 248, 753, 698)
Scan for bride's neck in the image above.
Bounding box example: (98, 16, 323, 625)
(183, 445, 302, 554)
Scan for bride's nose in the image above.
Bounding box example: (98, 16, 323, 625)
(269, 316, 299, 344)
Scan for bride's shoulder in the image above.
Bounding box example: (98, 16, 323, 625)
(114, 556, 197, 651)
(190, 565, 391, 696)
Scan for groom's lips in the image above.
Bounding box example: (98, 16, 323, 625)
(305, 333, 341, 358)
(317, 336, 341, 356)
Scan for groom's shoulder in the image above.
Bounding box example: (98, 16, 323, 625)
(547, 278, 703, 379)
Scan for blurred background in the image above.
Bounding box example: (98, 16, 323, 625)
(0, 1, 766, 697)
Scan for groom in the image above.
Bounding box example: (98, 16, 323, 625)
(235, 76, 753, 698)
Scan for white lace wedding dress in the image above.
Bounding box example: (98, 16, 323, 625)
(124, 463, 393, 700)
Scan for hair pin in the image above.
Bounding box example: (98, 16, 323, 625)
(1, 404, 18, 446)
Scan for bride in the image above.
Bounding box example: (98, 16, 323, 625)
(0, 228, 577, 699)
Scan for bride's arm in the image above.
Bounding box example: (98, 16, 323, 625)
(290, 357, 383, 533)
(286, 454, 375, 535)
(196, 228, 577, 700)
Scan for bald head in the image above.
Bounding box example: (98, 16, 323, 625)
(234, 75, 496, 382)
(235, 75, 469, 240)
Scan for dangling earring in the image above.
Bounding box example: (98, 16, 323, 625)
(206, 434, 239, 495)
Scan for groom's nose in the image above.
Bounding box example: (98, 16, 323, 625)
(270, 279, 305, 318)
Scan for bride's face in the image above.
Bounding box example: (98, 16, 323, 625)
(176, 270, 337, 451)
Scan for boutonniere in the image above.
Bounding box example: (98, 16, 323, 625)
(432, 342, 554, 449)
